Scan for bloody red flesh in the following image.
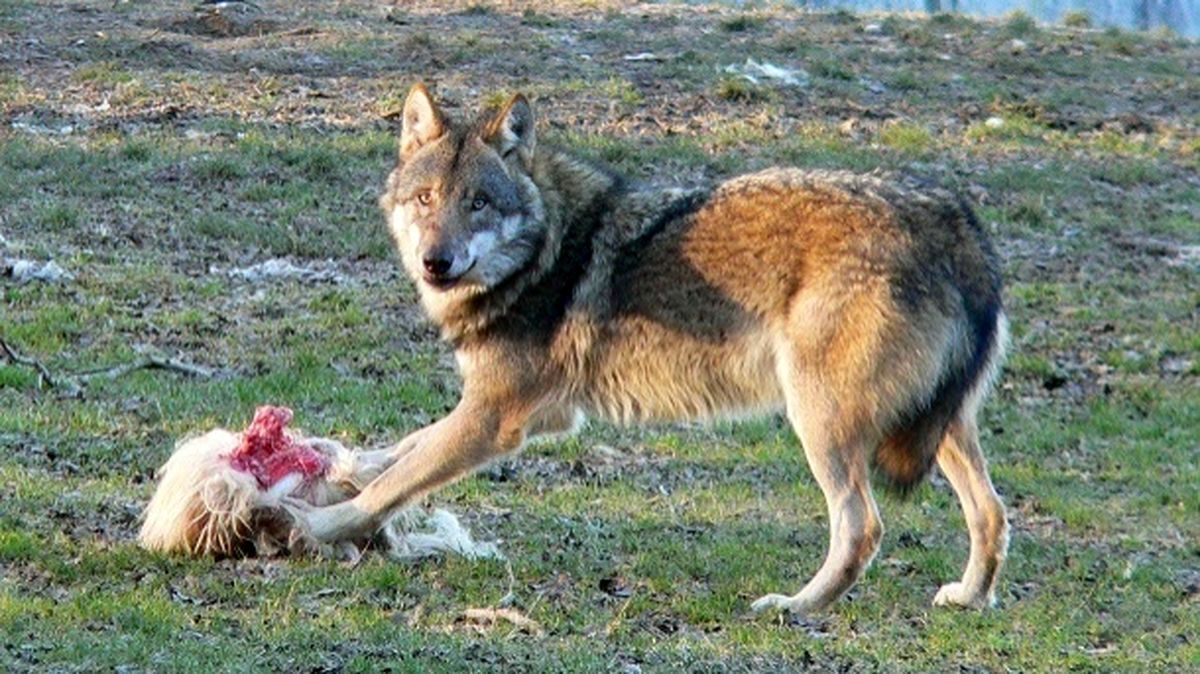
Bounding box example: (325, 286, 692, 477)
(229, 406, 329, 489)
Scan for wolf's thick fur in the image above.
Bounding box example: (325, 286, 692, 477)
(288, 84, 1010, 614)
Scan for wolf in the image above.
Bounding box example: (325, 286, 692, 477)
(286, 83, 1010, 614)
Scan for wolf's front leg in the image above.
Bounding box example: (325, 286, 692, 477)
(290, 401, 521, 544)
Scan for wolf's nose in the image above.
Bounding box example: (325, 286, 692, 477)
(422, 254, 453, 276)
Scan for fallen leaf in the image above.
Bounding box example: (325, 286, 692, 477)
(462, 607, 543, 635)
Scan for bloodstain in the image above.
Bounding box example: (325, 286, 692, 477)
(229, 406, 329, 489)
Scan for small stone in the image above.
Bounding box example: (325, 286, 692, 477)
(985, 116, 1006, 129)
(1010, 38, 1028, 54)
(1162, 357, 1192, 374)
(859, 77, 886, 94)
(864, 23, 882, 34)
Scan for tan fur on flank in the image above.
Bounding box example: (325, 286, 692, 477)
(286, 84, 1011, 615)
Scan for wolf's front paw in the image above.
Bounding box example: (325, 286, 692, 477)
(932, 582, 994, 609)
(751, 593, 816, 615)
(283, 498, 373, 544)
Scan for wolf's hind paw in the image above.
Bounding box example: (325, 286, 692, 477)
(932, 582, 994, 609)
(750, 592, 818, 615)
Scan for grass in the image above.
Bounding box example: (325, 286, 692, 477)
(1002, 11, 1040, 39)
(714, 76, 769, 103)
(719, 14, 766, 33)
(1, 1, 1198, 672)
(1098, 27, 1142, 56)
(877, 121, 936, 153)
(1062, 11, 1092, 29)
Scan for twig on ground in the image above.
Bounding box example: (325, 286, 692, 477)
(462, 607, 543, 636)
(464, 563, 538, 634)
(276, 26, 320, 38)
(0, 338, 78, 395)
(0, 338, 215, 395)
(74, 356, 216, 382)
(497, 560, 518, 608)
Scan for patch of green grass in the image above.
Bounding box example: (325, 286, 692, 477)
(1062, 10, 1092, 29)
(375, 86, 411, 118)
(0, 72, 23, 101)
(1002, 10, 1040, 38)
(521, 9, 557, 28)
(929, 11, 977, 32)
(191, 155, 249, 183)
(597, 77, 643, 106)
(35, 203, 81, 232)
(888, 68, 924, 92)
(877, 121, 936, 153)
(809, 58, 856, 81)
(118, 139, 155, 162)
(458, 4, 492, 17)
(1006, 194, 1054, 230)
(480, 88, 514, 109)
(0, 365, 38, 390)
(1090, 130, 1159, 157)
(282, 145, 341, 181)
(719, 14, 766, 33)
(707, 120, 772, 150)
(774, 124, 884, 172)
(320, 36, 391, 70)
(1097, 27, 1140, 56)
(877, 15, 902, 36)
(714, 77, 768, 103)
(1006, 351, 1059, 381)
(1089, 158, 1166, 186)
(72, 60, 134, 85)
(559, 131, 713, 177)
(902, 25, 941, 49)
(978, 162, 1073, 195)
(964, 113, 1047, 144)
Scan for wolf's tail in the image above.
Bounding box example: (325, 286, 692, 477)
(873, 302, 1008, 492)
(871, 193, 1006, 491)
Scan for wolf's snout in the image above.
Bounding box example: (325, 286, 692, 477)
(422, 253, 453, 276)
(419, 244, 473, 290)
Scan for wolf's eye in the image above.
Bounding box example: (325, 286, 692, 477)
(471, 196, 488, 212)
(416, 191, 433, 206)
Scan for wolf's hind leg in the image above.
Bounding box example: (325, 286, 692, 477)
(751, 379, 884, 615)
(932, 417, 1008, 608)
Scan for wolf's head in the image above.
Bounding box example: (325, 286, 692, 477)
(380, 84, 546, 319)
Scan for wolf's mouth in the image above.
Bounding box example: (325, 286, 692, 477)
(423, 260, 476, 291)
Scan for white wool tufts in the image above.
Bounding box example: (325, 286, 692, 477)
(384, 509, 505, 561)
(139, 429, 260, 556)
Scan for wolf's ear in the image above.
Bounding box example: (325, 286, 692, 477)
(399, 83, 446, 161)
(483, 94, 535, 161)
